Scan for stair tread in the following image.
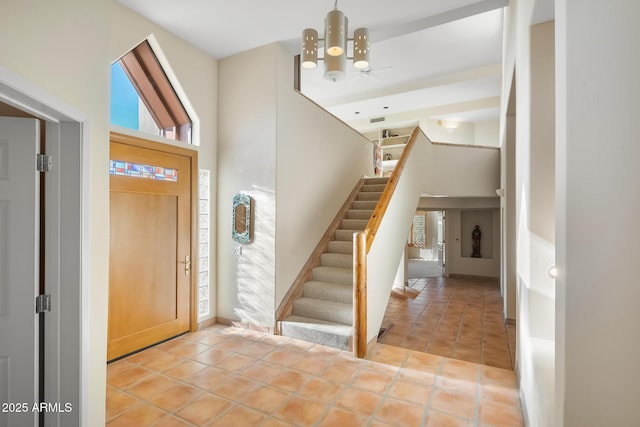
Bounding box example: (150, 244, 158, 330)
(281, 315, 353, 333)
(303, 280, 353, 303)
(293, 297, 353, 325)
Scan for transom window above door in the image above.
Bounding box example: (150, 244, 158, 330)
(111, 39, 193, 143)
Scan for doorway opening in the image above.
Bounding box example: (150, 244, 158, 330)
(408, 210, 445, 278)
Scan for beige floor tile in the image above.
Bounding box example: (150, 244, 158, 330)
(335, 386, 383, 415)
(317, 407, 370, 427)
(241, 386, 291, 414)
(105, 324, 524, 427)
(267, 369, 310, 392)
(430, 388, 477, 421)
(153, 415, 193, 426)
(374, 397, 426, 426)
(162, 359, 208, 379)
(298, 377, 344, 403)
(183, 366, 234, 391)
(478, 401, 524, 427)
(424, 410, 474, 427)
(105, 390, 139, 421)
(173, 393, 231, 425)
(351, 369, 396, 394)
(126, 374, 181, 401)
(106, 402, 166, 427)
(275, 396, 327, 425)
(210, 374, 260, 401)
(148, 383, 203, 412)
(107, 366, 151, 389)
(388, 378, 433, 405)
(210, 405, 267, 426)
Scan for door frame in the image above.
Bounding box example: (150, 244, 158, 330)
(109, 131, 199, 335)
(1, 66, 88, 426)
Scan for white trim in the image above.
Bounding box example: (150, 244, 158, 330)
(0, 66, 89, 427)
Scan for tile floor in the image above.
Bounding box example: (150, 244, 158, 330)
(106, 324, 523, 426)
(379, 277, 516, 370)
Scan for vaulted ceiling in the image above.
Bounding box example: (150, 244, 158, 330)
(117, 0, 511, 124)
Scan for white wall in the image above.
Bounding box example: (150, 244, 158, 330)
(275, 45, 373, 307)
(366, 130, 431, 344)
(501, 1, 557, 425)
(427, 143, 500, 197)
(0, 1, 109, 425)
(556, 1, 640, 425)
(217, 43, 373, 327)
(475, 120, 501, 147)
(445, 209, 501, 278)
(109, 1, 219, 321)
(217, 44, 278, 327)
(2, 2, 220, 424)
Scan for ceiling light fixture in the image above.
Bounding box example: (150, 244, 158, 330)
(302, 0, 370, 82)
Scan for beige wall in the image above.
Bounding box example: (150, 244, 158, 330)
(1, 2, 218, 424)
(556, 0, 640, 425)
(109, 1, 219, 321)
(1, 0, 110, 423)
(217, 42, 373, 327)
(1, 1, 110, 424)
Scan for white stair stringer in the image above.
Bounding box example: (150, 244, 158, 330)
(279, 177, 388, 351)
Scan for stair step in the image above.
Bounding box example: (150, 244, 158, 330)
(292, 298, 353, 325)
(320, 252, 353, 269)
(364, 177, 389, 185)
(361, 184, 386, 193)
(357, 192, 383, 201)
(280, 316, 352, 351)
(334, 230, 356, 241)
(312, 266, 352, 285)
(328, 240, 353, 254)
(341, 219, 368, 230)
(303, 281, 353, 304)
(346, 209, 373, 220)
(352, 200, 378, 211)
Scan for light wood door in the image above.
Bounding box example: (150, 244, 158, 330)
(108, 134, 195, 361)
(0, 117, 40, 427)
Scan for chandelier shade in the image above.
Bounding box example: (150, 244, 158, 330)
(353, 27, 370, 69)
(325, 9, 347, 56)
(301, 2, 371, 81)
(302, 28, 318, 69)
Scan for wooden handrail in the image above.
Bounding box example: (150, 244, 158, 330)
(364, 127, 420, 251)
(353, 127, 420, 358)
(275, 177, 367, 330)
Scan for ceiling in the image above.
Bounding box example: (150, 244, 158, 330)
(117, 0, 511, 125)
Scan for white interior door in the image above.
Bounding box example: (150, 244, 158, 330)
(0, 117, 40, 427)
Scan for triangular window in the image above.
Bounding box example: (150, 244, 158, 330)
(111, 40, 192, 143)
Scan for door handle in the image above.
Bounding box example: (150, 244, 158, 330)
(179, 255, 191, 275)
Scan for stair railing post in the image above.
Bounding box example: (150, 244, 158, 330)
(353, 231, 367, 358)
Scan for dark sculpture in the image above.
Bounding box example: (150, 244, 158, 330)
(471, 224, 482, 258)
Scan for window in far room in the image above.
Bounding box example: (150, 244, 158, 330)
(110, 39, 192, 143)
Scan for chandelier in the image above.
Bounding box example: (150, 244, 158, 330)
(301, 0, 370, 82)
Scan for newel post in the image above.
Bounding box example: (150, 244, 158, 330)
(353, 231, 367, 358)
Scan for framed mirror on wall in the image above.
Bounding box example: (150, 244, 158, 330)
(232, 193, 252, 244)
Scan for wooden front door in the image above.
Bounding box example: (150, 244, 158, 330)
(108, 133, 197, 361)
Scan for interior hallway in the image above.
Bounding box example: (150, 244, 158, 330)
(106, 325, 523, 426)
(379, 277, 516, 370)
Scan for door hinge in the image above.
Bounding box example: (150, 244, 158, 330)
(36, 154, 53, 172)
(35, 294, 51, 314)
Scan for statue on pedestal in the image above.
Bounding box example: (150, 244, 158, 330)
(471, 224, 482, 258)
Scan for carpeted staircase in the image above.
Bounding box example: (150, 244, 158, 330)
(279, 177, 388, 351)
